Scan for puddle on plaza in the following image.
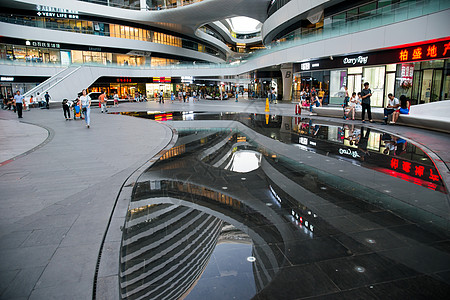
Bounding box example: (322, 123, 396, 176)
(119, 112, 449, 299)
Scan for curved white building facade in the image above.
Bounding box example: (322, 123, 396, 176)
(0, 0, 449, 106)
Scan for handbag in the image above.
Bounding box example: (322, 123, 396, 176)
(82, 107, 87, 112)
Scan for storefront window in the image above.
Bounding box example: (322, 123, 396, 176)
(420, 69, 433, 103)
(71, 50, 83, 64)
(431, 70, 443, 102)
(363, 66, 385, 107)
(330, 70, 347, 104)
(13, 46, 26, 61)
(443, 59, 450, 100)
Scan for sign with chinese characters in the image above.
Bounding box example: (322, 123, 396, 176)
(36, 4, 79, 19)
(397, 40, 449, 63)
(388, 157, 444, 192)
(153, 77, 171, 83)
(117, 78, 132, 83)
(25, 40, 60, 49)
(294, 38, 450, 72)
(301, 62, 310, 70)
(400, 63, 414, 87)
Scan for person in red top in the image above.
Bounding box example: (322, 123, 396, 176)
(99, 91, 108, 113)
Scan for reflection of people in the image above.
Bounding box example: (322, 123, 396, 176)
(360, 82, 373, 123)
(357, 127, 371, 160)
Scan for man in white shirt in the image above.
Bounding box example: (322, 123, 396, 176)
(384, 93, 400, 124)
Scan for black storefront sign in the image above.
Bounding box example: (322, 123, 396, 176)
(294, 38, 450, 72)
(0, 76, 49, 83)
(0, 37, 130, 54)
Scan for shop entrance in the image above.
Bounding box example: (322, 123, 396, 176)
(347, 74, 362, 95)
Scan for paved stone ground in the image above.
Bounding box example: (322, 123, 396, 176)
(0, 107, 173, 299)
(0, 99, 448, 299)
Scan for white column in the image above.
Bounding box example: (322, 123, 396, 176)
(140, 0, 147, 10)
(280, 63, 293, 101)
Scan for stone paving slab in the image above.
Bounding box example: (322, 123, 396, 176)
(0, 107, 173, 299)
(0, 118, 48, 164)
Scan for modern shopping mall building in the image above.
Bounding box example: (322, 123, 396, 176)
(1, 0, 449, 105)
(1, 1, 450, 300)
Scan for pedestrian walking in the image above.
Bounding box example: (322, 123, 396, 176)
(62, 99, 72, 120)
(159, 90, 164, 103)
(99, 91, 108, 113)
(79, 89, 91, 128)
(113, 92, 119, 107)
(14, 90, 24, 118)
(44, 91, 51, 109)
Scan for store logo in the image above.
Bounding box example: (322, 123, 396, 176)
(1, 77, 14, 82)
(339, 148, 360, 158)
(301, 62, 310, 70)
(36, 5, 79, 19)
(26, 41, 60, 48)
(343, 56, 368, 65)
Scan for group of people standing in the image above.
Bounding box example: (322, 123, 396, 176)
(344, 82, 410, 124)
(1, 91, 51, 119)
(300, 87, 326, 113)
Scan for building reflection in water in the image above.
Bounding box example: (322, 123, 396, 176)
(119, 124, 449, 299)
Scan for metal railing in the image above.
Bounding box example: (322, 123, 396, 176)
(259, 0, 450, 59)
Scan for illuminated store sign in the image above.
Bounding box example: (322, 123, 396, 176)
(294, 38, 450, 72)
(25, 40, 60, 49)
(301, 62, 310, 70)
(117, 78, 132, 83)
(338, 148, 361, 158)
(343, 55, 368, 65)
(153, 77, 171, 83)
(1, 77, 14, 81)
(36, 5, 79, 19)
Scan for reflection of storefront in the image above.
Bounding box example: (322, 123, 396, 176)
(290, 118, 445, 192)
(292, 38, 450, 106)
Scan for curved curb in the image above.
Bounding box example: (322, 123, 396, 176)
(93, 122, 178, 300)
(0, 119, 54, 167)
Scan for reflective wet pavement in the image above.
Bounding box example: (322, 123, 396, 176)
(119, 112, 450, 299)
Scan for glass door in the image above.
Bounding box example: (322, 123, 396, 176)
(420, 69, 433, 103)
(347, 74, 362, 95)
